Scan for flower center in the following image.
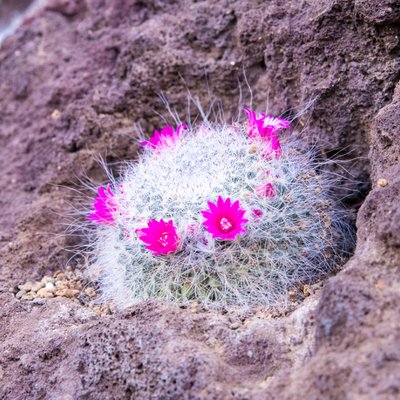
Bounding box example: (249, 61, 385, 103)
(219, 217, 233, 233)
(158, 232, 170, 247)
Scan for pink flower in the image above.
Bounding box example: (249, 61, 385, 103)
(201, 196, 248, 240)
(260, 135, 282, 159)
(252, 209, 263, 221)
(256, 183, 276, 198)
(244, 108, 290, 159)
(244, 108, 290, 139)
(187, 223, 199, 237)
(137, 219, 180, 255)
(88, 185, 117, 224)
(258, 115, 290, 138)
(140, 123, 187, 151)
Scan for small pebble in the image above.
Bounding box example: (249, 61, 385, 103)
(229, 322, 241, 330)
(248, 145, 258, 154)
(21, 293, 36, 301)
(51, 109, 61, 120)
(45, 282, 56, 293)
(18, 282, 33, 292)
(377, 178, 388, 187)
(41, 276, 55, 284)
(84, 287, 96, 298)
(15, 267, 99, 307)
(74, 270, 83, 279)
(302, 284, 311, 297)
(190, 301, 199, 313)
(37, 288, 54, 298)
(55, 281, 68, 290)
(31, 281, 45, 292)
(54, 272, 66, 280)
(375, 280, 385, 290)
(55, 288, 80, 298)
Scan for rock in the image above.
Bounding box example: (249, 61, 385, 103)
(41, 276, 55, 285)
(21, 292, 36, 301)
(55, 289, 80, 299)
(51, 109, 61, 121)
(72, 281, 83, 291)
(84, 287, 96, 298)
(55, 281, 68, 290)
(17, 282, 33, 292)
(229, 322, 241, 330)
(8, 286, 18, 294)
(55, 272, 67, 281)
(377, 178, 388, 187)
(31, 281, 45, 292)
(0, 0, 399, 399)
(37, 288, 54, 299)
(355, 0, 400, 24)
(45, 282, 56, 293)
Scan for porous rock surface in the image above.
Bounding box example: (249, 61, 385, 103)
(0, 0, 399, 399)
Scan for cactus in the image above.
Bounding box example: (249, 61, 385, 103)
(86, 108, 353, 309)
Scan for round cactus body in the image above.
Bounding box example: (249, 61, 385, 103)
(87, 109, 352, 309)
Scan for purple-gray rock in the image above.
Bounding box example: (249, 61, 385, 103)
(0, 0, 399, 398)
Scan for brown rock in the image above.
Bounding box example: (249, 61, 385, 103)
(229, 322, 241, 330)
(41, 276, 55, 285)
(55, 289, 80, 299)
(0, 0, 399, 399)
(84, 287, 96, 298)
(20, 292, 36, 301)
(37, 288, 54, 299)
(17, 282, 33, 292)
(55, 273, 67, 281)
(31, 281, 45, 292)
(55, 281, 68, 290)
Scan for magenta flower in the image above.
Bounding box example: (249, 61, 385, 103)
(244, 108, 290, 139)
(201, 196, 248, 240)
(187, 223, 199, 237)
(140, 123, 187, 151)
(260, 135, 282, 159)
(256, 183, 276, 198)
(137, 219, 180, 255)
(252, 209, 263, 221)
(258, 115, 290, 138)
(244, 108, 289, 159)
(88, 185, 117, 224)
